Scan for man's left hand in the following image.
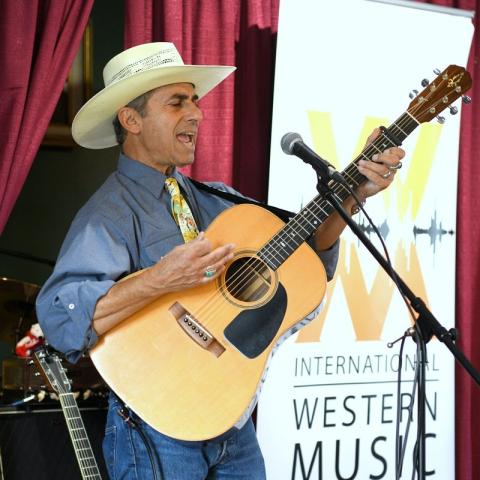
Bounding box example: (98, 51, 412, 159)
(355, 128, 405, 200)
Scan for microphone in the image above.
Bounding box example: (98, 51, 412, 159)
(280, 132, 347, 185)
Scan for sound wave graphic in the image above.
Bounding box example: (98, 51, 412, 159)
(354, 211, 454, 255)
(413, 210, 454, 253)
(357, 219, 390, 240)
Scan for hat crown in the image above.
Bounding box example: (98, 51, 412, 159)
(103, 42, 185, 88)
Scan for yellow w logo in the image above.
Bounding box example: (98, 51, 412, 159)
(294, 111, 442, 343)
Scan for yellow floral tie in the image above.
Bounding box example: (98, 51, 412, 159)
(165, 177, 199, 243)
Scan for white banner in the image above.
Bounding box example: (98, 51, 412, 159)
(257, 1, 473, 478)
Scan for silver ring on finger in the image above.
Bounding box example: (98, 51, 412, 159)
(204, 266, 216, 278)
(388, 161, 402, 171)
(382, 170, 392, 179)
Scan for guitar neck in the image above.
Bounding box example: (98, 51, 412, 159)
(259, 111, 419, 270)
(59, 393, 102, 480)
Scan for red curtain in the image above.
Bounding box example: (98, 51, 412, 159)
(416, 1, 480, 478)
(125, 0, 279, 202)
(418, 1, 480, 479)
(125, 0, 480, 477)
(0, 0, 94, 233)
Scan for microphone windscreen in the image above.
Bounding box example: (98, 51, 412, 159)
(280, 132, 302, 155)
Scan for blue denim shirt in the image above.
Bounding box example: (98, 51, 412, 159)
(36, 154, 338, 363)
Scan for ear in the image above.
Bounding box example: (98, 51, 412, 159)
(117, 107, 143, 135)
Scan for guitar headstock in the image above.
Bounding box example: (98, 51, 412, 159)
(33, 347, 71, 395)
(408, 65, 472, 124)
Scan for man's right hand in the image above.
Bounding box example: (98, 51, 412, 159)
(93, 232, 235, 335)
(146, 232, 235, 293)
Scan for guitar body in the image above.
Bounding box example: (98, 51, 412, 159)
(90, 204, 326, 440)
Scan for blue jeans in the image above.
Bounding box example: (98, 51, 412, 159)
(103, 394, 266, 480)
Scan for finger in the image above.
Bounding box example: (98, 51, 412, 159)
(201, 243, 235, 270)
(201, 257, 235, 283)
(181, 231, 213, 257)
(371, 147, 405, 165)
(358, 159, 392, 177)
(365, 127, 381, 146)
(201, 263, 227, 283)
(357, 160, 395, 186)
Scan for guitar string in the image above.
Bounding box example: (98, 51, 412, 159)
(257, 69, 462, 268)
(192, 116, 411, 327)
(60, 394, 100, 474)
(213, 105, 425, 300)
(192, 73, 458, 318)
(192, 88, 451, 328)
(197, 128, 401, 322)
(189, 74, 461, 329)
(60, 393, 101, 476)
(197, 109, 419, 314)
(228, 73, 459, 291)
(63, 401, 101, 477)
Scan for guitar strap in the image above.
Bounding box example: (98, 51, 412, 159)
(188, 178, 295, 224)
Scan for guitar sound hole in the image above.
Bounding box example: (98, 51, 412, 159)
(224, 257, 272, 302)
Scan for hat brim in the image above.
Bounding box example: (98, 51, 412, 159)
(72, 64, 236, 149)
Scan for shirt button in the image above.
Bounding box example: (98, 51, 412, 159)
(68, 303, 75, 310)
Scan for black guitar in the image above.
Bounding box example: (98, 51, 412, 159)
(33, 348, 103, 480)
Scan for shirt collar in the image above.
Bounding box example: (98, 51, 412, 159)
(117, 153, 187, 198)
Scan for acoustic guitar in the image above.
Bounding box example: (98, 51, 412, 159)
(90, 65, 471, 441)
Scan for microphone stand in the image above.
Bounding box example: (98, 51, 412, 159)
(311, 165, 480, 480)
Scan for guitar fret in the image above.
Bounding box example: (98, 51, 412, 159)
(78, 457, 98, 465)
(259, 111, 422, 270)
(55, 372, 101, 478)
(73, 438, 90, 444)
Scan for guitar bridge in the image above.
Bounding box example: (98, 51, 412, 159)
(169, 302, 225, 357)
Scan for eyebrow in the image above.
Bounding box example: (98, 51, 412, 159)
(169, 93, 199, 102)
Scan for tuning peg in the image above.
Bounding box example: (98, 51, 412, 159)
(409, 89, 419, 99)
(433, 68, 441, 75)
(421, 79, 429, 87)
(449, 106, 458, 115)
(462, 95, 472, 104)
(436, 115, 445, 124)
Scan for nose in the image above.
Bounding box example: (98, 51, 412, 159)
(187, 100, 203, 123)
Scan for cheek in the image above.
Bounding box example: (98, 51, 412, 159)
(145, 122, 172, 148)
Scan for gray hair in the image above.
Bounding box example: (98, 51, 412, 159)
(112, 90, 154, 145)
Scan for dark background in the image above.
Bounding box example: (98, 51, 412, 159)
(0, 0, 124, 287)
(0, 2, 122, 478)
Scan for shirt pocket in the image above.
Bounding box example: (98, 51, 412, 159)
(141, 228, 185, 268)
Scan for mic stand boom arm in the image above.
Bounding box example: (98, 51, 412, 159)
(313, 171, 480, 480)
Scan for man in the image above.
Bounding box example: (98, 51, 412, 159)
(36, 42, 405, 479)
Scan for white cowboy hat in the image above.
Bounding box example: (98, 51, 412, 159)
(72, 42, 236, 149)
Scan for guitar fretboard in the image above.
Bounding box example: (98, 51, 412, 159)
(258, 112, 418, 270)
(59, 393, 102, 480)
